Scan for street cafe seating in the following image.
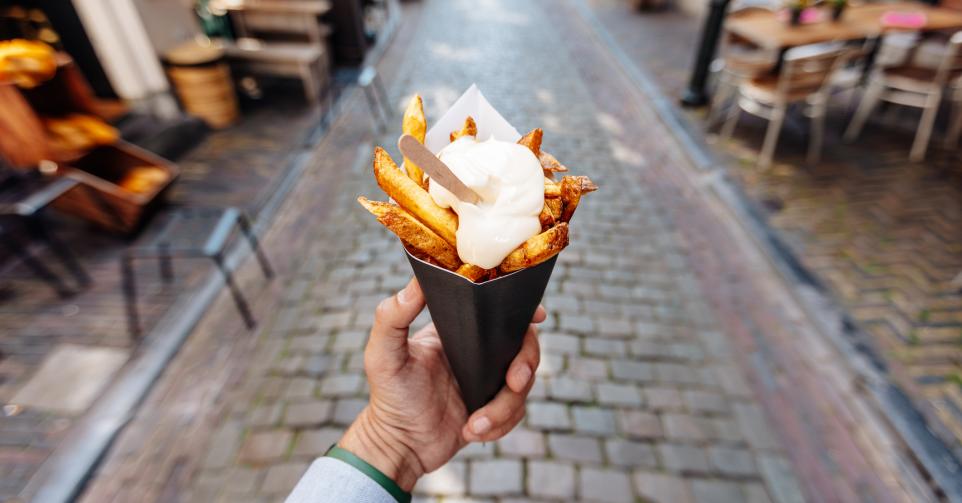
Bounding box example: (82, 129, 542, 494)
(706, 3, 780, 129)
(720, 42, 849, 169)
(844, 31, 962, 160)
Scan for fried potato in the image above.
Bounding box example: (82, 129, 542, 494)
(560, 175, 598, 223)
(450, 116, 477, 142)
(358, 197, 461, 270)
(372, 147, 459, 246)
(546, 198, 562, 221)
(544, 177, 561, 199)
(518, 128, 543, 156)
(538, 150, 568, 178)
(455, 263, 495, 283)
(402, 95, 427, 188)
(539, 203, 555, 231)
(499, 223, 569, 273)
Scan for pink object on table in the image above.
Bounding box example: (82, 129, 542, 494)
(777, 7, 827, 24)
(880, 11, 928, 28)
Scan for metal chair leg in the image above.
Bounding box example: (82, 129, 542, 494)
(363, 85, 387, 132)
(720, 94, 742, 141)
(758, 104, 786, 170)
(807, 98, 827, 166)
(237, 213, 274, 279)
(2, 234, 73, 298)
(910, 91, 942, 162)
(373, 73, 392, 121)
(844, 79, 883, 142)
(158, 243, 174, 282)
(121, 256, 141, 338)
(944, 87, 962, 149)
(212, 254, 256, 329)
(706, 72, 736, 130)
(26, 215, 91, 288)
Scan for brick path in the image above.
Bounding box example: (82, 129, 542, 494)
(585, 0, 962, 463)
(73, 0, 933, 502)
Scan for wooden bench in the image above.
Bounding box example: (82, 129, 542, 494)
(222, 38, 328, 104)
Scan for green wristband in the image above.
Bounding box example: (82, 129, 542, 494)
(325, 444, 412, 503)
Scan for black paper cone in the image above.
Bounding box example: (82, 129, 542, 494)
(406, 251, 558, 413)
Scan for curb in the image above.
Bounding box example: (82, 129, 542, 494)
(567, 0, 962, 500)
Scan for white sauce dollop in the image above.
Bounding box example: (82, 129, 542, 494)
(429, 136, 544, 269)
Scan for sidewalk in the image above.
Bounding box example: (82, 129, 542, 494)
(74, 0, 932, 502)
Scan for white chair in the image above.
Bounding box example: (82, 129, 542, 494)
(720, 42, 849, 169)
(844, 31, 962, 161)
(706, 4, 780, 129)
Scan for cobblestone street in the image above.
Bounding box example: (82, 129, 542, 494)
(66, 1, 939, 502)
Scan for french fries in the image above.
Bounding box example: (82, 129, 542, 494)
(450, 116, 477, 142)
(456, 263, 494, 282)
(499, 223, 569, 274)
(546, 198, 563, 222)
(538, 150, 568, 178)
(544, 177, 561, 198)
(538, 203, 555, 231)
(517, 128, 543, 156)
(560, 175, 598, 223)
(358, 197, 462, 270)
(402, 95, 427, 188)
(359, 95, 595, 283)
(372, 146, 459, 247)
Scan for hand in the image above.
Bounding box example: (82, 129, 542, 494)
(339, 277, 545, 491)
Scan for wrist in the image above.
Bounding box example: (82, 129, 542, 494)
(339, 406, 423, 492)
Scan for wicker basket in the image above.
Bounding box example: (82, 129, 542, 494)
(164, 41, 239, 129)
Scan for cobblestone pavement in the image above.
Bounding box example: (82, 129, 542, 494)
(75, 0, 932, 502)
(0, 91, 322, 500)
(585, 0, 962, 461)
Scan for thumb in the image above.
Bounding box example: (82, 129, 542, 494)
(367, 277, 425, 373)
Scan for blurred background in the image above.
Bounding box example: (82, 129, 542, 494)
(0, 0, 961, 501)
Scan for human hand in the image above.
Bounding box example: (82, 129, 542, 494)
(339, 277, 545, 491)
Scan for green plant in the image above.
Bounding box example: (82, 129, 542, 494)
(830, 0, 847, 7)
(786, 0, 809, 9)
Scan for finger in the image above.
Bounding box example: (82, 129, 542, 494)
(506, 325, 540, 393)
(367, 278, 425, 371)
(462, 384, 529, 442)
(532, 305, 547, 324)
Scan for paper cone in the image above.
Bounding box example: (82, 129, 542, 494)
(398, 85, 561, 411)
(406, 250, 557, 412)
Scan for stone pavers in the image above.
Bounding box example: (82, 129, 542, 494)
(68, 0, 937, 502)
(586, 0, 962, 464)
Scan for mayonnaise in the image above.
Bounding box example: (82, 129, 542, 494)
(429, 136, 544, 269)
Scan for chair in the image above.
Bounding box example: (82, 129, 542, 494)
(844, 31, 962, 161)
(0, 164, 91, 297)
(706, 4, 779, 129)
(121, 207, 273, 337)
(721, 42, 849, 169)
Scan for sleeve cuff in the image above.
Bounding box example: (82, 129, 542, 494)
(325, 444, 412, 503)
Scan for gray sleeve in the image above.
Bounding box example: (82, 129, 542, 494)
(284, 456, 398, 503)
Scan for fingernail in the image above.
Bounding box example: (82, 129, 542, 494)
(516, 365, 532, 388)
(471, 416, 491, 435)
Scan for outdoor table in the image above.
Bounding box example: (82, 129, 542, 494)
(682, 0, 962, 105)
(725, 2, 962, 50)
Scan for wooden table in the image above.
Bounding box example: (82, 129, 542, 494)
(726, 2, 962, 50)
